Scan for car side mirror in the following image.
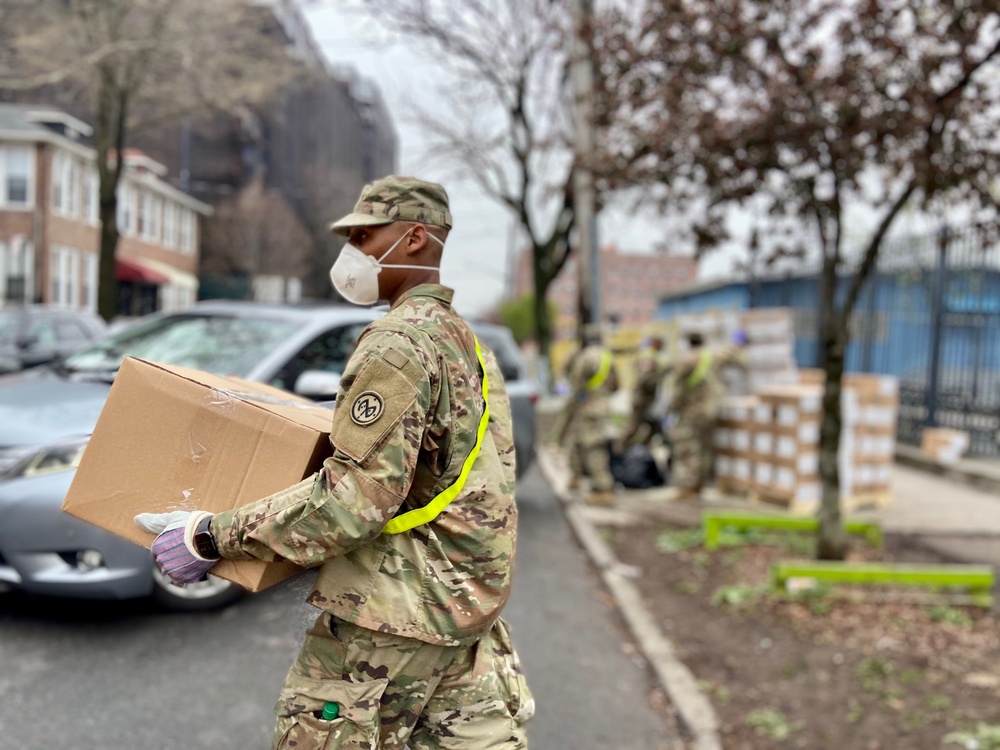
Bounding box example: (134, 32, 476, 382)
(16, 335, 37, 350)
(294, 370, 342, 400)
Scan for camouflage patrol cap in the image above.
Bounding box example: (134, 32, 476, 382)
(330, 175, 453, 236)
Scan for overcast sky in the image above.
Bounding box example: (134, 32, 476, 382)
(302, 4, 736, 318)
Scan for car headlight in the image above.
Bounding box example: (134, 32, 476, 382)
(0, 437, 89, 480)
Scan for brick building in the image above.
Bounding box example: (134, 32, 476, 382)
(513, 244, 698, 339)
(0, 105, 211, 316)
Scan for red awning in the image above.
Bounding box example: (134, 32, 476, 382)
(116, 256, 170, 285)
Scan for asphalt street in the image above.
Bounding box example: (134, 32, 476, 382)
(0, 465, 677, 749)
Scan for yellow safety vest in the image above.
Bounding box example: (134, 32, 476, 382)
(383, 336, 490, 534)
(586, 350, 613, 391)
(686, 349, 714, 388)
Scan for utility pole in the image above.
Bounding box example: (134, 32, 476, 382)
(571, 0, 599, 334)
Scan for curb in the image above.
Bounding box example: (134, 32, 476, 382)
(537, 447, 722, 750)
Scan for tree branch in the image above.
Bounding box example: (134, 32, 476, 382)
(841, 176, 918, 318)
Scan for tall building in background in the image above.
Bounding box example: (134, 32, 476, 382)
(132, 1, 398, 300)
(513, 244, 698, 340)
(0, 0, 397, 305)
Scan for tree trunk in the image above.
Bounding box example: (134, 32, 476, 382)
(96, 77, 126, 322)
(817, 310, 848, 560)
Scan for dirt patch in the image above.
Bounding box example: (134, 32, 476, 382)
(604, 522, 1000, 750)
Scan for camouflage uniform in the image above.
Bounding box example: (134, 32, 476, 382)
(560, 340, 618, 495)
(619, 342, 670, 449)
(209, 177, 532, 749)
(668, 344, 745, 494)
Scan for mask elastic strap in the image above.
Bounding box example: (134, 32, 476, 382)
(375, 227, 445, 265)
(379, 264, 440, 271)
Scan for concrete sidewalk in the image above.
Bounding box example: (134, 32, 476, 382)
(865, 462, 1000, 567)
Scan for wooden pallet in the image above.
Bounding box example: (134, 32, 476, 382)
(743, 489, 892, 517)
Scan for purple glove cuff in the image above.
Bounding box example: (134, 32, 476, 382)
(151, 527, 217, 585)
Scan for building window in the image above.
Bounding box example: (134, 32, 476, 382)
(149, 195, 162, 243)
(81, 168, 100, 225)
(66, 157, 79, 216)
(179, 209, 195, 254)
(117, 184, 135, 235)
(82, 253, 98, 312)
(51, 152, 80, 217)
(50, 245, 79, 308)
(163, 203, 177, 248)
(51, 153, 64, 212)
(2, 146, 33, 207)
(137, 190, 149, 238)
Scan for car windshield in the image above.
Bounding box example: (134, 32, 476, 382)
(0, 310, 20, 344)
(62, 313, 300, 376)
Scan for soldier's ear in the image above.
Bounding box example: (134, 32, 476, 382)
(405, 224, 428, 255)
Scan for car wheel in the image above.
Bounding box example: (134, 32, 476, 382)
(150, 568, 245, 612)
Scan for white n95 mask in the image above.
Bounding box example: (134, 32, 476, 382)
(329, 227, 443, 305)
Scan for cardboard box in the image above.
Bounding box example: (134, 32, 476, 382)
(920, 427, 970, 466)
(718, 396, 760, 424)
(63, 357, 336, 592)
(844, 372, 899, 399)
(797, 368, 826, 386)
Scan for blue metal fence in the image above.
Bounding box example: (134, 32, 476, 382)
(657, 228, 1000, 455)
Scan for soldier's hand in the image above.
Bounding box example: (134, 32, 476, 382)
(134, 510, 219, 585)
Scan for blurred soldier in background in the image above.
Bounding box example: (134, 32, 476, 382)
(557, 324, 619, 505)
(667, 331, 746, 501)
(618, 334, 670, 451)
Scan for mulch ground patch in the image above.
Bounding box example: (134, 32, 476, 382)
(604, 521, 1000, 750)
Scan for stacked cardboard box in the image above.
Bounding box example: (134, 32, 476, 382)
(714, 396, 759, 495)
(740, 308, 799, 393)
(920, 427, 970, 465)
(753, 385, 823, 507)
(714, 372, 898, 512)
(840, 373, 899, 500)
(675, 307, 798, 396)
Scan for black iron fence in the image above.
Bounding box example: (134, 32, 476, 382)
(752, 226, 1000, 456)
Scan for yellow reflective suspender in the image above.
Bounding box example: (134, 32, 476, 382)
(383, 336, 490, 535)
(586, 350, 613, 391)
(686, 349, 714, 388)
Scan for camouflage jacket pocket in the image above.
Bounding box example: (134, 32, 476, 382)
(489, 618, 536, 725)
(273, 676, 388, 750)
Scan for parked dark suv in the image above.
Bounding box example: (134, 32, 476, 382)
(0, 305, 107, 374)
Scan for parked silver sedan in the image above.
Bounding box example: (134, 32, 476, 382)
(0, 301, 536, 611)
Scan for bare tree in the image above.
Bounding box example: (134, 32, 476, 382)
(200, 175, 312, 286)
(598, 0, 1000, 558)
(361, 0, 579, 370)
(0, 0, 292, 320)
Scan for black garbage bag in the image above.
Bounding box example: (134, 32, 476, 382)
(608, 442, 666, 489)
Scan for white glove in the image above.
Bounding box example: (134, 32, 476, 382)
(134, 510, 195, 535)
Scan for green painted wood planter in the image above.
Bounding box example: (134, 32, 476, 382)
(702, 511, 883, 551)
(771, 560, 995, 608)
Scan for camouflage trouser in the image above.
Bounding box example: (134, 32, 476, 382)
(272, 613, 534, 750)
(566, 422, 613, 492)
(669, 416, 716, 491)
(619, 391, 658, 448)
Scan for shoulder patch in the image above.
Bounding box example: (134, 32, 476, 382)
(332, 353, 420, 465)
(350, 391, 385, 425)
